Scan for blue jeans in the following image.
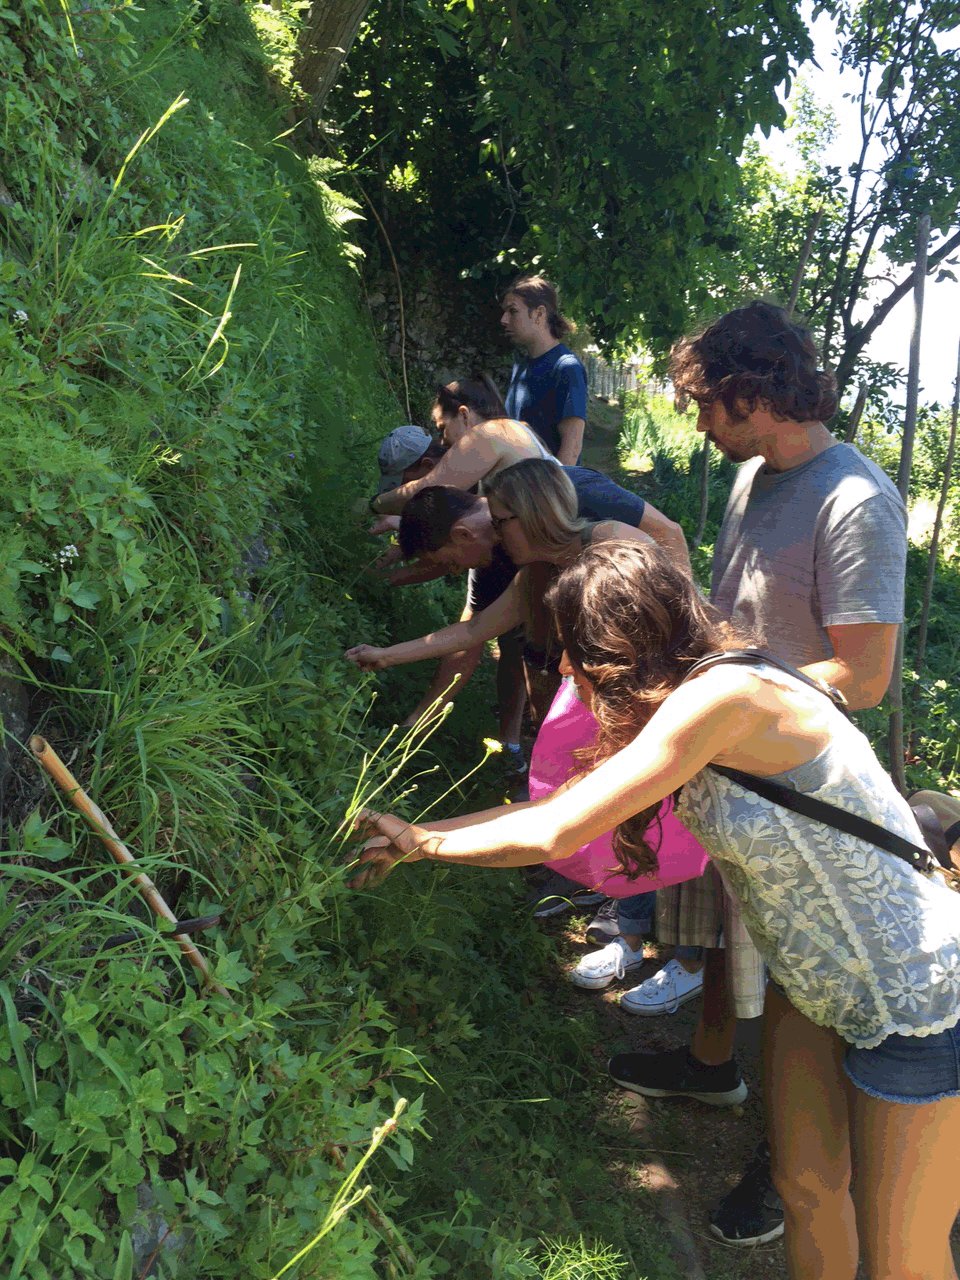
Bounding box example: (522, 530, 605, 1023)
(617, 894, 699, 963)
(844, 1022, 960, 1104)
(617, 892, 654, 936)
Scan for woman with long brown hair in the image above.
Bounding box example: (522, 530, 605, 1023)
(353, 540, 960, 1280)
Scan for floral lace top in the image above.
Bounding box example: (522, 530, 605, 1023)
(677, 665, 960, 1048)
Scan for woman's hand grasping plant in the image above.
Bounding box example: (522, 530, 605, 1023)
(348, 810, 433, 888)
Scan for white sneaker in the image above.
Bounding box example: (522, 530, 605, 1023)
(569, 937, 647, 990)
(620, 958, 704, 1015)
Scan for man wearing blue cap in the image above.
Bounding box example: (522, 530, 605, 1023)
(376, 424, 445, 495)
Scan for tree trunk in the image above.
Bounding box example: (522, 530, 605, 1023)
(786, 205, 824, 317)
(843, 382, 869, 444)
(296, 1, 374, 115)
(887, 213, 930, 793)
(908, 336, 960, 757)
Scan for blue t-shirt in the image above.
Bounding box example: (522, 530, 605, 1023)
(505, 344, 588, 458)
(563, 466, 645, 526)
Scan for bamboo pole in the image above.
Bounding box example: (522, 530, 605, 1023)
(29, 735, 229, 999)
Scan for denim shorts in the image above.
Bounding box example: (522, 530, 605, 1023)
(843, 1022, 960, 1105)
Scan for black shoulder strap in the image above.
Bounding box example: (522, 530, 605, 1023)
(683, 648, 936, 875)
(683, 647, 847, 710)
(709, 764, 937, 875)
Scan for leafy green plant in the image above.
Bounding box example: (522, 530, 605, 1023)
(0, 5, 725, 1278)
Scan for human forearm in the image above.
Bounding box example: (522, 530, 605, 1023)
(402, 799, 563, 867)
(358, 675, 747, 875)
(385, 562, 449, 588)
(654, 522, 691, 575)
(373, 439, 492, 514)
(372, 475, 424, 516)
(804, 622, 900, 710)
(416, 800, 525, 833)
(358, 619, 481, 670)
(639, 505, 691, 575)
(556, 417, 585, 465)
(799, 656, 885, 711)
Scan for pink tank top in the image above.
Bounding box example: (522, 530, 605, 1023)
(528, 679, 709, 897)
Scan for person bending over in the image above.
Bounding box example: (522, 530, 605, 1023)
(370, 374, 555, 518)
(391, 460, 688, 736)
(354, 541, 960, 1280)
(368, 377, 533, 757)
(347, 461, 653, 725)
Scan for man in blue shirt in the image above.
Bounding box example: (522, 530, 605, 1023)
(502, 275, 588, 465)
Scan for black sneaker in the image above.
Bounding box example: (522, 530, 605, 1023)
(607, 1045, 748, 1107)
(528, 871, 605, 919)
(585, 897, 620, 945)
(710, 1140, 784, 1245)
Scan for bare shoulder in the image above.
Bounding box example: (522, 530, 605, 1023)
(686, 665, 773, 696)
(482, 417, 522, 437)
(673, 661, 771, 711)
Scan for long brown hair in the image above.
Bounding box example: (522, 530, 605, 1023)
(434, 374, 506, 421)
(547, 541, 748, 876)
(484, 460, 589, 557)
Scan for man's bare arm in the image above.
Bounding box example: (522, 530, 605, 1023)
(555, 416, 585, 465)
(638, 502, 691, 575)
(801, 622, 899, 710)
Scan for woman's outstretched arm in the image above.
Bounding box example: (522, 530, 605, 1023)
(356, 672, 753, 872)
(345, 575, 524, 670)
(373, 431, 500, 515)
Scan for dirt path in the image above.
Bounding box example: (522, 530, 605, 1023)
(550, 918, 783, 1280)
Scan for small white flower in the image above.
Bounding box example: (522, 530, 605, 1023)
(55, 544, 80, 567)
(13, 310, 28, 326)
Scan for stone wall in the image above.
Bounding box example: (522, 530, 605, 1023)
(361, 266, 514, 419)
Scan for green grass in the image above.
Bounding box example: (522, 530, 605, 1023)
(0, 4, 688, 1277)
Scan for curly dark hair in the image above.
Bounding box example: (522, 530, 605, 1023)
(669, 301, 837, 424)
(547, 541, 750, 877)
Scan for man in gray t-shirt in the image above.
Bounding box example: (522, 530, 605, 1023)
(606, 301, 907, 1251)
(712, 444, 906, 673)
